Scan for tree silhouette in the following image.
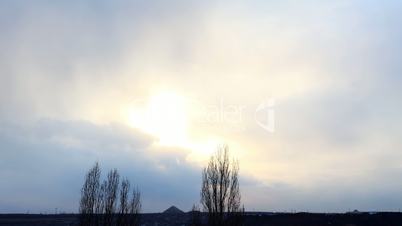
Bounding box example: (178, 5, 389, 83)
(79, 162, 101, 226)
(128, 187, 141, 226)
(117, 178, 130, 226)
(103, 169, 120, 226)
(79, 163, 141, 226)
(200, 145, 243, 226)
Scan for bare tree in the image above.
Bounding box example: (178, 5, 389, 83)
(94, 180, 106, 226)
(79, 162, 101, 226)
(103, 169, 120, 226)
(117, 178, 130, 226)
(201, 145, 243, 226)
(128, 187, 141, 226)
(79, 163, 141, 226)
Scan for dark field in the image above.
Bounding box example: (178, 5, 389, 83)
(1, 212, 402, 226)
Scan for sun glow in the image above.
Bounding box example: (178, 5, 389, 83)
(124, 91, 224, 161)
(127, 92, 189, 146)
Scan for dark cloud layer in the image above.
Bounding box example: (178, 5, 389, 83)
(0, 120, 201, 213)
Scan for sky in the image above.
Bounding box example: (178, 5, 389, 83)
(1, 0, 402, 213)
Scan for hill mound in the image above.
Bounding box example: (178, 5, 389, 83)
(163, 206, 184, 214)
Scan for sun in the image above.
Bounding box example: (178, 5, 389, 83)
(127, 91, 189, 146)
(124, 91, 223, 161)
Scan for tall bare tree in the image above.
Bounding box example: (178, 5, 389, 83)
(128, 187, 141, 226)
(103, 169, 120, 226)
(79, 163, 141, 226)
(94, 180, 106, 226)
(79, 162, 101, 226)
(201, 145, 243, 226)
(117, 178, 130, 226)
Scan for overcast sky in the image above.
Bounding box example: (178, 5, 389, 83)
(1, 0, 402, 213)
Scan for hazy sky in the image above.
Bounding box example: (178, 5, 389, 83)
(1, 0, 402, 213)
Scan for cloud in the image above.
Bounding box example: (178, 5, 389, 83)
(0, 119, 201, 213)
(1, 0, 402, 213)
